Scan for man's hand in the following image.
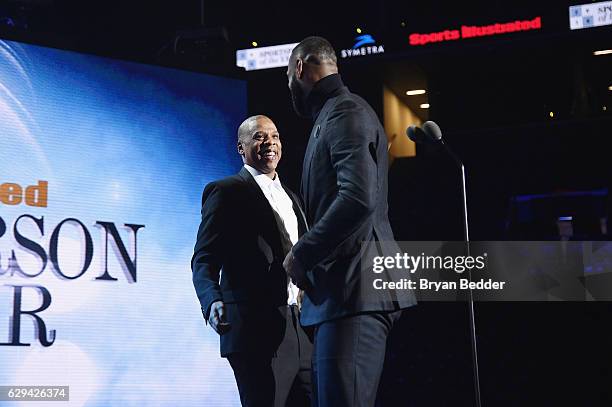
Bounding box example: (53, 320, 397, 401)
(208, 301, 231, 335)
(283, 250, 308, 289)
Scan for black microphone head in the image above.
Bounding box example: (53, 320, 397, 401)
(406, 125, 429, 144)
(406, 125, 418, 142)
(423, 121, 442, 141)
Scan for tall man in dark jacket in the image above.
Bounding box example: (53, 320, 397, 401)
(283, 37, 417, 407)
(192, 115, 312, 407)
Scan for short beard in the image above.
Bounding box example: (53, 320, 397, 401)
(289, 77, 309, 118)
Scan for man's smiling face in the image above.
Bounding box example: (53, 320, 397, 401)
(238, 116, 282, 177)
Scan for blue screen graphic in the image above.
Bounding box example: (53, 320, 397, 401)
(0, 39, 245, 406)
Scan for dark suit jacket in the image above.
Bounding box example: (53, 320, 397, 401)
(191, 166, 308, 356)
(292, 74, 417, 326)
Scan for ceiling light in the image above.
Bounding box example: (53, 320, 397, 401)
(593, 49, 612, 56)
(549, 111, 554, 118)
(251, 41, 258, 47)
(420, 103, 430, 109)
(406, 89, 426, 96)
(356, 28, 362, 34)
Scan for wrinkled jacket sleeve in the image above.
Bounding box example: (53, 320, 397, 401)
(191, 182, 225, 319)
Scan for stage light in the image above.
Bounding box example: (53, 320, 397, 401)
(549, 111, 554, 118)
(603, 106, 607, 111)
(593, 49, 612, 55)
(356, 27, 362, 34)
(608, 85, 612, 91)
(251, 41, 258, 47)
(420, 103, 430, 109)
(406, 89, 426, 96)
(401, 22, 406, 27)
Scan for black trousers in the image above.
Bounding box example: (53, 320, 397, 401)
(311, 310, 402, 407)
(227, 305, 312, 407)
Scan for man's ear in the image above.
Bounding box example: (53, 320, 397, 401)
(237, 141, 244, 156)
(296, 58, 304, 80)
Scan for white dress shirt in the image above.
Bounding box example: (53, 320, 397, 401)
(244, 164, 300, 305)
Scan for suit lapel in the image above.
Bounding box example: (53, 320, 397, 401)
(282, 184, 309, 235)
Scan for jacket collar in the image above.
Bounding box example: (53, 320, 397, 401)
(306, 73, 346, 121)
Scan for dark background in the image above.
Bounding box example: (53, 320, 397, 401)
(2, 1, 611, 405)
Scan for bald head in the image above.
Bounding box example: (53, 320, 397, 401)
(237, 114, 270, 144)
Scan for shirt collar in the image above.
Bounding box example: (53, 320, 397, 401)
(306, 73, 345, 120)
(244, 164, 281, 187)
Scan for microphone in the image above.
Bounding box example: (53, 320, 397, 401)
(406, 125, 422, 143)
(405, 119, 481, 407)
(406, 121, 442, 144)
(422, 121, 442, 142)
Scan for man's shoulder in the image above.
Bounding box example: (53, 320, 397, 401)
(199, 172, 246, 204)
(328, 90, 373, 115)
(208, 173, 243, 190)
(325, 91, 378, 129)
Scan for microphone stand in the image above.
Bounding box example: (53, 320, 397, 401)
(438, 139, 482, 407)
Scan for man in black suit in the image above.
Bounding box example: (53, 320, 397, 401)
(192, 115, 312, 407)
(283, 37, 417, 407)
